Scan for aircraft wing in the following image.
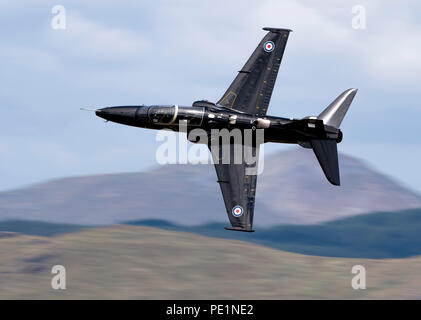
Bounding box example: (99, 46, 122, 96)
(210, 143, 259, 232)
(217, 27, 291, 116)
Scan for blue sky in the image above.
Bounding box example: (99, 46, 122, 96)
(1, 0, 420, 193)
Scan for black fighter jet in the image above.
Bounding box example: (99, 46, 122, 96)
(93, 27, 357, 232)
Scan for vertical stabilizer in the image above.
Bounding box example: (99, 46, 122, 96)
(318, 88, 357, 128)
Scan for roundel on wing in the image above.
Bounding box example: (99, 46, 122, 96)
(263, 41, 275, 52)
(232, 205, 244, 217)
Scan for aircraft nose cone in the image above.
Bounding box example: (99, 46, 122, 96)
(95, 108, 113, 121)
(95, 106, 140, 125)
(95, 108, 109, 118)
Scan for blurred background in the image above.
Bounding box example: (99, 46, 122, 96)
(0, 0, 421, 299)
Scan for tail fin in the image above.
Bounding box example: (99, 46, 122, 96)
(306, 88, 357, 186)
(318, 88, 357, 128)
(310, 139, 340, 186)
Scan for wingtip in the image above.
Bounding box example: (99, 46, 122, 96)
(263, 27, 293, 33)
(224, 226, 255, 232)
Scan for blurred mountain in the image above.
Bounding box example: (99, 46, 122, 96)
(2, 225, 421, 299)
(2, 208, 421, 259)
(126, 208, 421, 259)
(0, 148, 420, 225)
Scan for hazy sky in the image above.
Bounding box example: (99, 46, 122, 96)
(1, 0, 420, 193)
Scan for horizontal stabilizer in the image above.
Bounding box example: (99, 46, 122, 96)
(310, 139, 340, 186)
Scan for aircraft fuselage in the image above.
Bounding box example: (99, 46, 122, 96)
(95, 103, 342, 146)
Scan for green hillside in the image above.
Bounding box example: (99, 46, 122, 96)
(126, 208, 421, 259)
(2, 208, 421, 259)
(0, 220, 87, 236)
(1, 225, 421, 299)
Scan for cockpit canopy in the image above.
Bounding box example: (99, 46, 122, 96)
(148, 105, 204, 126)
(148, 105, 175, 124)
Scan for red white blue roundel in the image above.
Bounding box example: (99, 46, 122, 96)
(263, 41, 275, 52)
(232, 205, 244, 217)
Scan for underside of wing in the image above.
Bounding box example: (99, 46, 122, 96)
(217, 27, 291, 116)
(209, 143, 259, 232)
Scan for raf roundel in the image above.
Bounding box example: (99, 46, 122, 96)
(232, 205, 244, 217)
(263, 41, 275, 52)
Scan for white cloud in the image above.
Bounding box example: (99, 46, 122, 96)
(0, 45, 60, 71)
(363, 21, 421, 83)
(46, 12, 151, 61)
(253, 0, 421, 86)
(133, 0, 421, 89)
(4, 1, 420, 91)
